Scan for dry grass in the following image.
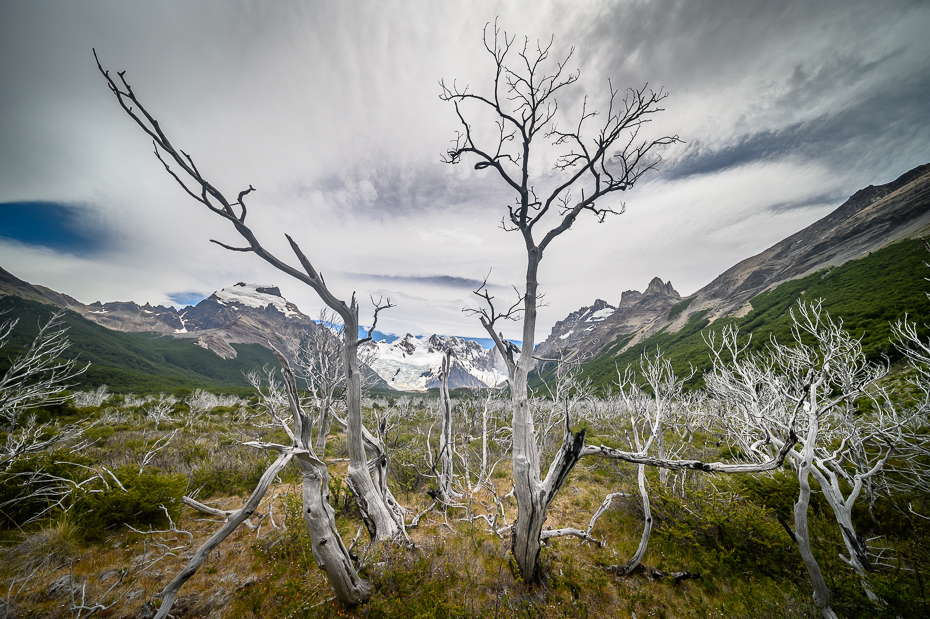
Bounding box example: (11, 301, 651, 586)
(1, 470, 820, 619)
(2, 399, 923, 618)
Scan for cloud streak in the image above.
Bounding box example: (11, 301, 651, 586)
(0, 0, 927, 341)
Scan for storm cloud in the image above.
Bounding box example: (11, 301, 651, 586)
(0, 0, 927, 340)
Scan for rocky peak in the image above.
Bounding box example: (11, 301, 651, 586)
(396, 333, 418, 355)
(427, 334, 449, 352)
(618, 278, 678, 309)
(618, 289, 643, 309)
(643, 277, 680, 299)
(255, 286, 282, 297)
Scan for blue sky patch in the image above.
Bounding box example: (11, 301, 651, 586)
(0, 201, 106, 256)
(168, 291, 206, 307)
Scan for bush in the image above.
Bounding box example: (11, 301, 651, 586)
(83, 425, 116, 443)
(652, 480, 800, 577)
(0, 453, 93, 526)
(76, 465, 185, 540)
(389, 444, 430, 496)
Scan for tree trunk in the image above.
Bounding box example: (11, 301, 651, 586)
(655, 410, 668, 485)
(507, 249, 592, 582)
(811, 466, 882, 604)
(314, 394, 334, 455)
(296, 454, 372, 604)
(793, 395, 838, 619)
(341, 309, 407, 543)
(510, 249, 546, 582)
(625, 464, 653, 573)
(274, 349, 373, 605)
(437, 351, 460, 500)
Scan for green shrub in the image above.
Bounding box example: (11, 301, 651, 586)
(652, 481, 800, 577)
(0, 453, 93, 526)
(389, 445, 430, 496)
(76, 465, 185, 540)
(83, 425, 116, 443)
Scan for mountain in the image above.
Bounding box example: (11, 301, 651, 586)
(0, 293, 281, 393)
(1, 270, 502, 392)
(0, 273, 344, 390)
(537, 163, 930, 372)
(361, 334, 507, 391)
(2, 278, 322, 361)
(672, 162, 930, 327)
(535, 278, 681, 370)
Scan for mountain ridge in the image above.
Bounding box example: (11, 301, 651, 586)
(536, 162, 930, 370)
(0, 272, 504, 392)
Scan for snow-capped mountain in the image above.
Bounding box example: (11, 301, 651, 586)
(361, 333, 507, 391)
(38, 282, 320, 360)
(1, 271, 506, 391)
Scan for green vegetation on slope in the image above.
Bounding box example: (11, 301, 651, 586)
(0, 295, 275, 393)
(580, 238, 930, 391)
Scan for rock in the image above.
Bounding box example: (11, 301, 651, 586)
(45, 574, 76, 599)
(137, 601, 157, 619)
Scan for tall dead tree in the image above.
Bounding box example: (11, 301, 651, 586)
(441, 22, 679, 581)
(95, 52, 406, 610)
(436, 351, 460, 501)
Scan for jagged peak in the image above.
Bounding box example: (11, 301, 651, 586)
(644, 277, 680, 299)
(618, 289, 643, 308)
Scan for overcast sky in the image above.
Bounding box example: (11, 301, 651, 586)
(1, 0, 928, 342)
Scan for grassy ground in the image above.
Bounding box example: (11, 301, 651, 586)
(2, 393, 927, 618)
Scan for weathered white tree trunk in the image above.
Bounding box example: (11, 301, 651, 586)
(277, 351, 373, 604)
(626, 464, 652, 572)
(437, 351, 460, 501)
(795, 459, 837, 618)
(340, 310, 407, 543)
(792, 380, 839, 619)
(478, 388, 490, 491)
(810, 463, 884, 604)
(296, 454, 372, 604)
(506, 252, 589, 581)
(314, 392, 334, 455)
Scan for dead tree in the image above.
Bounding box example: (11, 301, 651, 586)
(0, 311, 88, 471)
(442, 21, 679, 582)
(608, 350, 692, 575)
(705, 302, 896, 618)
(296, 310, 349, 454)
(96, 51, 404, 543)
(436, 351, 460, 501)
(95, 52, 407, 609)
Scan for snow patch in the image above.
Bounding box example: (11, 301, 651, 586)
(363, 333, 507, 391)
(587, 308, 615, 322)
(214, 283, 300, 318)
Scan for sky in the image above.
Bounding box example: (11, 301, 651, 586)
(1, 0, 928, 343)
